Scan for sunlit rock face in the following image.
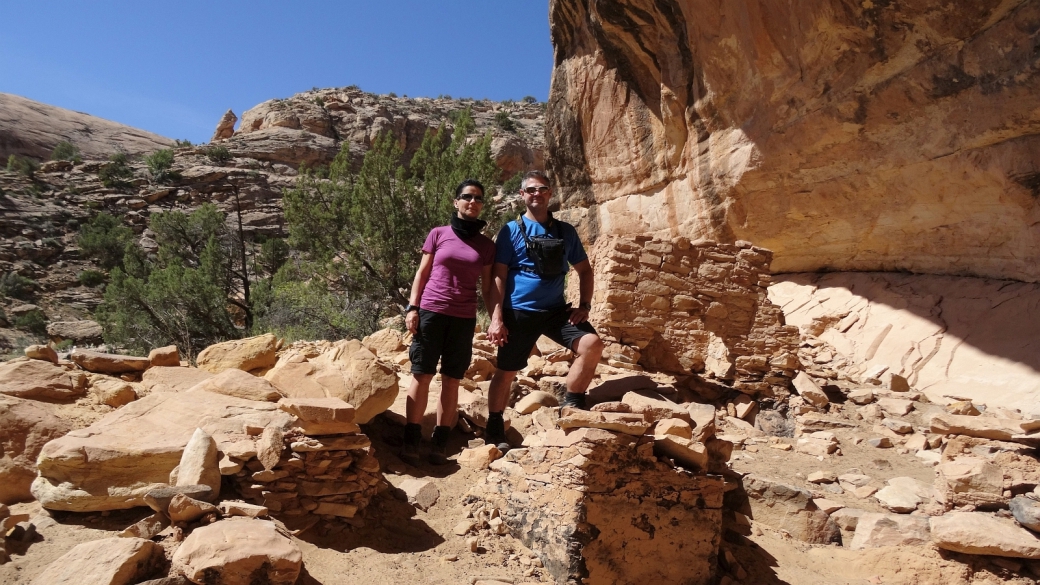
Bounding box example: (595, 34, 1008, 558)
(547, 0, 1040, 281)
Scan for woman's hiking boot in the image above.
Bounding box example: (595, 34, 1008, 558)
(400, 423, 423, 467)
(428, 425, 451, 465)
(561, 391, 587, 410)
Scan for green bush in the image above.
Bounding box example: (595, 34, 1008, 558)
(77, 212, 133, 270)
(387, 92, 397, 98)
(14, 309, 47, 335)
(494, 111, 516, 133)
(6, 155, 38, 177)
(174, 139, 193, 148)
(203, 145, 233, 165)
(98, 152, 134, 188)
(54, 339, 74, 352)
(78, 269, 106, 287)
(145, 149, 179, 184)
(0, 272, 35, 300)
(522, 95, 537, 104)
(51, 141, 81, 162)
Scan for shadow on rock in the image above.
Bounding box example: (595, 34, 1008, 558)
(297, 492, 444, 554)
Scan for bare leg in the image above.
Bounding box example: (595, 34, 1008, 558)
(405, 373, 435, 424)
(566, 334, 604, 395)
(437, 376, 461, 427)
(487, 368, 518, 413)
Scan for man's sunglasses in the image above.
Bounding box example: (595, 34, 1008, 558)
(523, 186, 550, 194)
(457, 194, 484, 202)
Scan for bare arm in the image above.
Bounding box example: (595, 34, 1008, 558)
(406, 252, 435, 334)
(480, 263, 493, 314)
(486, 262, 510, 346)
(569, 259, 594, 324)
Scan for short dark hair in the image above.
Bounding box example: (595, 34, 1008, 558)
(520, 170, 551, 190)
(454, 178, 485, 198)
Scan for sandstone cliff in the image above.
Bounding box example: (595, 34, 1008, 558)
(547, 0, 1040, 282)
(0, 93, 175, 161)
(223, 87, 545, 175)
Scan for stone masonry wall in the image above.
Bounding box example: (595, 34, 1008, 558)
(469, 427, 724, 585)
(584, 236, 800, 399)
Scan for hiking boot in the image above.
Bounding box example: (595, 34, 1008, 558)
(400, 442, 422, 467)
(485, 413, 511, 452)
(561, 391, 588, 411)
(429, 425, 451, 465)
(400, 422, 423, 466)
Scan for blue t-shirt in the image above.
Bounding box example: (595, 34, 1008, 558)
(495, 216, 588, 311)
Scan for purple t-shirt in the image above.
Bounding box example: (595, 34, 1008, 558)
(419, 226, 495, 319)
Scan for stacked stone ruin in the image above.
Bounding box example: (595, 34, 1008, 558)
(583, 236, 800, 400)
(234, 399, 387, 521)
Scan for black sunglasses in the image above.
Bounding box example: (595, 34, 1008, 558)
(457, 194, 484, 202)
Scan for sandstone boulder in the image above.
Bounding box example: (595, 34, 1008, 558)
(0, 358, 87, 401)
(0, 395, 71, 504)
(361, 327, 407, 356)
(791, 372, 828, 407)
(264, 339, 397, 423)
(45, 320, 103, 343)
(742, 474, 840, 544)
(931, 512, 1040, 559)
(935, 457, 1005, 509)
(189, 368, 282, 402)
(69, 349, 150, 375)
(167, 493, 219, 523)
(171, 518, 302, 585)
(140, 366, 214, 394)
(31, 537, 162, 585)
(850, 513, 931, 550)
(148, 345, 180, 367)
(89, 376, 137, 408)
(1010, 497, 1040, 533)
(557, 408, 650, 436)
(515, 390, 559, 414)
(24, 344, 58, 363)
(399, 477, 439, 511)
(225, 127, 339, 168)
(196, 333, 279, 374)
(173, 428, 220, 498)
(32, 391, 292, 511)
(278, 396, 358, 435)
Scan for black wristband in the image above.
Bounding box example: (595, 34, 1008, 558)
(579, 302, 591, 311)
(405, 304, 419, 313)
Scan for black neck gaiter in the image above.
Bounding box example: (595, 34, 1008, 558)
(450, 214, 487, 239)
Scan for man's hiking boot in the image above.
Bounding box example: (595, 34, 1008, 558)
(485, 412, 511, 452)
(400, 422, 423, 466)
(561, 391, 588, 410)
(429, 425, 451, 465)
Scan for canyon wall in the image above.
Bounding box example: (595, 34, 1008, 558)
(547, 0, 1040, 282)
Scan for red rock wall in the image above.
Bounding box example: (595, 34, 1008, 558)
(547, 0, 1040, 281)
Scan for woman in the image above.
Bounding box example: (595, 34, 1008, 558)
(401, 178, 495, 465)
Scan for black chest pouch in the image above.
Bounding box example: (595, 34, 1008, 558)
(518, 215, 566, 279)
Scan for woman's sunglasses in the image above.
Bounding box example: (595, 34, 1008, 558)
(457, 194, 484, 202)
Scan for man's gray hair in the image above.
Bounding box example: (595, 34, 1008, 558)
(520, 170, 552, 191)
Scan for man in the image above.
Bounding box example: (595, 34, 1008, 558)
(486, 170, 603, 447)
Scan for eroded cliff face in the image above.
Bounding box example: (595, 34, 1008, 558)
(547, 0, 1040, 281)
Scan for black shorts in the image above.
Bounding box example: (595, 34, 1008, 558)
(496, 306, 597, 372)
(409, 309, 476, 379)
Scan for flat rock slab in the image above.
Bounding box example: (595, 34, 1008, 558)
(743, 474, 840, 544)
(32, 390, 292, 511)
(1010, 496, 1040, 532)
(931, 413, 1040, 443)
(399, 477, 439, 511)
(31, 537, 162, 585)
(140, 366, 214, 394)
(0, 358, 87, 401)
(70, 349, 150, 374)
(171, 518, 302, 585)
(850, 513, 931, 550)
(189, 368, 282, 402)
(46, 320, 103, 343)
(931, 512, 1040, 559)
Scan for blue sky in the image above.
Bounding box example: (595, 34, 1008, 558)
(0, 1, 553, 144)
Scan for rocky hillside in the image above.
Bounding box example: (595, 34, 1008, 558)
(0, 93, 174, 161)
(546, 0, 1040, 282)
(219, 86, 545, 176)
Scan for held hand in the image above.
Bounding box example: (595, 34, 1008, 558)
(568, 307, 590, 325)
(487, 319, 509, 347)
(406, 310, 419, 335)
